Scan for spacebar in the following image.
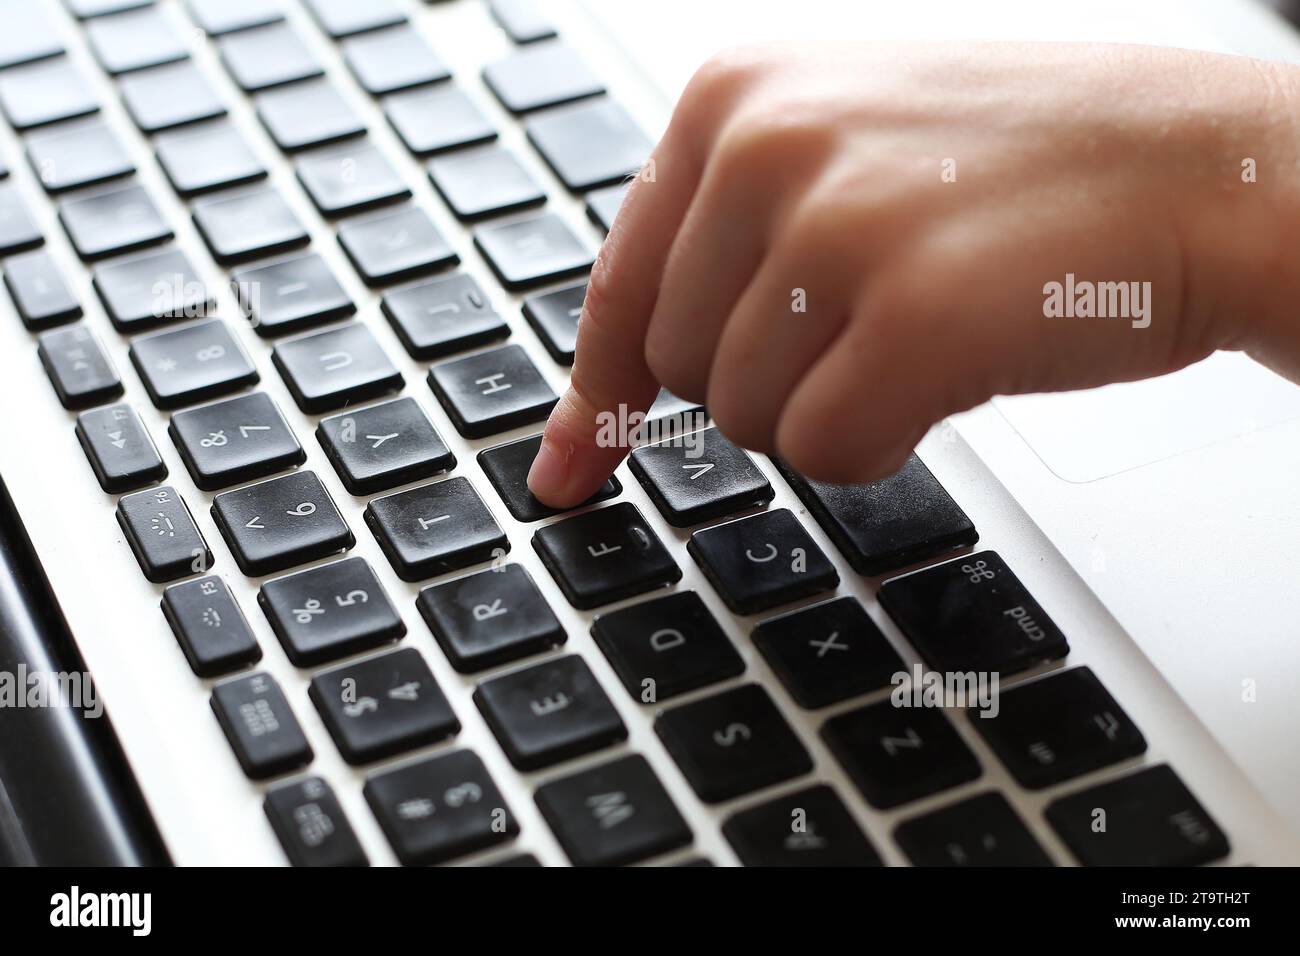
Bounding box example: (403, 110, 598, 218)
(0, 474, 170, 866)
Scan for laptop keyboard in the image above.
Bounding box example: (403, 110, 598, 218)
(0, 0, 1232, 867)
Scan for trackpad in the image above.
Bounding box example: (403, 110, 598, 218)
(993, 352, 1300, 483)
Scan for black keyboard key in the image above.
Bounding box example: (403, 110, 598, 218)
(65, 0, 153, 16)
(212, 471, 353, 576)
(0, 1, 63, 69)
(272, 323, 403, 414)
(129, 318, 259, 410)
(0, 57, 98, 130)
(364, 476, 508, 582)
(821, 700, 981, 809)
(363, 749, 518, 866)
(260, 557, 404, 667)
(688, 509, 838, 615)
(879, 550, 1070, 675)
(193, 187, 308, 265)
(1046, 764, 1229, 866)
(381, 272, 505, 359)
(592, 591, 744, 703)
(521, 282, 584, 365)
(304, 0, 404, 38)
(0, 183, 42, 256)
(428, 344, 557, 438)
(233, 252, 355, 337)
(116, 485, 212, 583)
(156, 121, 267, 197)
(85, 6, 187, 75)
(4, 250, 81, 329)
(483, 41, 603, 114)
(93, 247, 212, 332)
(533, 503, 680, 610)
(654, 684, 812, 804)
(296, 141, 409, 217)
(384, 84, 496, 156)
(585, 183, 627, 233)
(76, 402, 167, 493)
(187, 0, 284, 36)
(474, 654, 626, 770)
(473, 211, 594, 290)
(265, 777, 368, 867)
(488, 0, 556, 44)
(894, 792, 1052, 866)
(58, 183, 172, 262)
(417, 563, 564, 673)
(429, 146, 546, 221)
(752, 597, 904, 709)
(119, 60, 226, 133)
(317, 396, 455, 495)
(490, 853, 542, 867)
(341, 24, 449, 95)
(256, 78, 365, 153)
(775, 454, 978, 575)
(219, 21, 323, 92)
(631, 426, 773, 528)
(536, 755, 691, 866)
(339, 205, 458, 287)
(169, 391, 304, 490)
(973, 666, 1146, 789)
(26, 120, 134, 193)
(724, 785, 883, 867)
(211, 671, 313, 780)
(478, 433, 621, 522)
(310, 647, 458, 763)
(526, 98, 651, 192)
(37, 325, 123, 409)
(160, 574, 262, 677)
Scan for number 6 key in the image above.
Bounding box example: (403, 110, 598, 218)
(212, 470, 354, 576)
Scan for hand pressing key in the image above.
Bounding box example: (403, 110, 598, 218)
(527, 42, 1300, 507)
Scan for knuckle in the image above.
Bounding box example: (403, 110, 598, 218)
(707, 383, 774, 453)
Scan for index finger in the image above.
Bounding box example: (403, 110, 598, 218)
(526, 127, 703, 507)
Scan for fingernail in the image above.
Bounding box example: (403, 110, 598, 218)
(527, 436, 568, 500)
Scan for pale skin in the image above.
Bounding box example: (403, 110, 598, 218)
(526, 42, 1300, 507)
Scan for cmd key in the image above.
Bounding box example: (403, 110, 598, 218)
(774, 453, 978, 576)
(879, 550, 1070, 676)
